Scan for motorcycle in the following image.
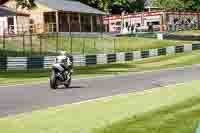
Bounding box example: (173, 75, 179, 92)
(50, 55, 73, 89)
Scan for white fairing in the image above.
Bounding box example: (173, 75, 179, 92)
(53, 63, 65, 71)
(66, 57, 72, 66)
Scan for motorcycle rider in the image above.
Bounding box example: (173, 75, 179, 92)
(55, 51, 73, 79)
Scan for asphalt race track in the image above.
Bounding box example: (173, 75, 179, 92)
(0, 65, 200, 118)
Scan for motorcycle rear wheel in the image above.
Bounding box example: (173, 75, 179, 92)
(50, 72, 58, 89)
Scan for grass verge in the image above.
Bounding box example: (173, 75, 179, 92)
(1, 81, 200, 133)
(1, 50, 200, 85)
(94, 88, 200, 133)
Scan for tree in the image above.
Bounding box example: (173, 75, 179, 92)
(109, 0, 130, 13)
(189, 0, 200, 11)
(80, 0, 110, 12)
(79, 0, 144, 13)
(152, 0, 193, 11)
(153, 0, 180, 11)
(129, 0, 145, 12)
(179, 0, 193, 10)
(16, 0, 35, 9)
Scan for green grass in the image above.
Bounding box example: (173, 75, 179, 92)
(44, 37, 199, 53)
(1, 80, 200, 133)
(72, 37, 195, 53)
(0, 36, 196, 56)
(112, 37, 194, 52)
(170, 30, 200, 36)
(2, 50, 200, 85)
(94, 93, 200, 133)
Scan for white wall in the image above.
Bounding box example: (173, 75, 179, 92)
(0, 15, 30, 35)
(16, 16, 30, 33)
(0, 17, 7, 36)
(30, 13, 44, 33)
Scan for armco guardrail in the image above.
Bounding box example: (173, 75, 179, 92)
(116, 32, 157, 39)
(157, 33, 200, 41)
(0, 43, 200, 71)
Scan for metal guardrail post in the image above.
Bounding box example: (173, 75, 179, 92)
(56, 32, 59, 54)
(93, 39, 96, 49)
(23, 33, 25, 56)
(114, 38, 116, 53)
(3, 29, 5, 50)
(30, 32, 33, 56)
(102, 36, 105, 54)
(39, 34, 42, 55)
(82, 39, 85, 55)
(70, 35, 73, 55)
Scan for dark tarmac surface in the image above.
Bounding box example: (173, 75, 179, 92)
(0, 65, 200, 117)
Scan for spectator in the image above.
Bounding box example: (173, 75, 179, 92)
(148, 22, 153, 32)
(131, 24, 135, 33)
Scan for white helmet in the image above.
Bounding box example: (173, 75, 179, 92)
(59, 51, 66, 56)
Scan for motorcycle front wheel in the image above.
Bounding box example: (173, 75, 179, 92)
(64, 76, 71, 88)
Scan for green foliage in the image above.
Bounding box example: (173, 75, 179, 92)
(153, 0, 182, 11)
(128, 0, 145, 12)
(79, 0, 144, 12)
(152, 0, 200, 11)
(111, 0, 129, 7)
(79, 0, 109, 11)
(16, 0, 35, 9)
(189, 0, 200, 11)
